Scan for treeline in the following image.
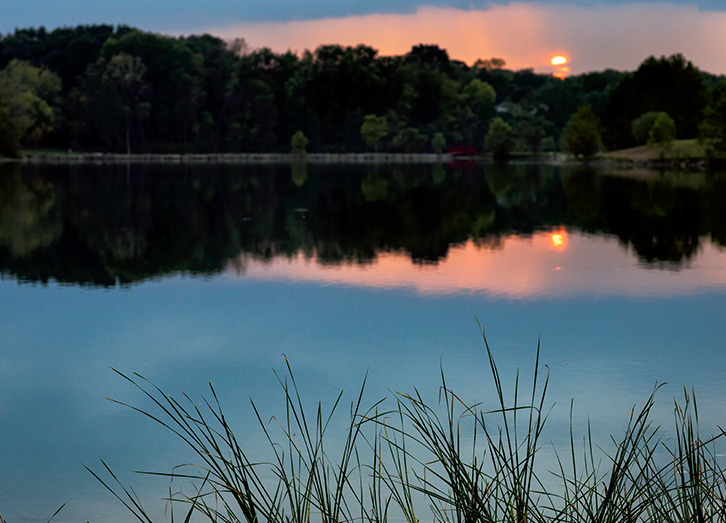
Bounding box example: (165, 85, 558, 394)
(0, 24, 725, 155)
(0, 162, 724, 287)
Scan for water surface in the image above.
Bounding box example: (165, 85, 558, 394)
(1, 162, 725, 522)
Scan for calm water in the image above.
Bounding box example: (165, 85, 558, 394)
(1, 162, 726, 522)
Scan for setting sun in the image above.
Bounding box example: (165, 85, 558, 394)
(550, 55, 568, 66)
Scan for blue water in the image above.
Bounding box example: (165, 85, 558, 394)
(2, 269, 726, 522)
(2, 162, 726, 521)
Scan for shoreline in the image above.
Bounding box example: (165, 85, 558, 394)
(3, 152, 455, 164)
(0, 151, 717, 170)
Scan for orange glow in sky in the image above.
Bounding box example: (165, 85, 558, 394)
(550, 55, 568, 65)
(206, 3, 726, 75)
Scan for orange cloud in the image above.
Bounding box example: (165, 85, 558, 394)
(228, 230, 726, 298)
(205, 3, 726, 74)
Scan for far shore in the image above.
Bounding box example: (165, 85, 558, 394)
(4, 151, 455, 165)
(0, 141, 719, 169)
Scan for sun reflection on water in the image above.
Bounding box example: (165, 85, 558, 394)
(550, 229, 567, 251)
(230, 230, 726, 298)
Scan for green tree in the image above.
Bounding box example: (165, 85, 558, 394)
(360, 114, 388, 151)
(0, 25, 126, 91)
(0, 108, 21, 157)
(100, 30, 203, 148)
(484, 117, 515, 159)
(631, 112, 659, 145)
(290, 130, 308, 153)
(601, 54, 707, 149)
(647, 112, 676, 156)
(103, 53, 150, 154)
(393, 127, 427, 153)
(514, 116, 550, 151)
(0, 59, 61, 146)
(560, 105, 601, 161)
(539, 136, 557, 152)
(431, 132, 446, 153)
(463, 79, 496, 108)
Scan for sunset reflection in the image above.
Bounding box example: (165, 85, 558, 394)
(229, 231, 726, 298)
(550, 229, 567, 251)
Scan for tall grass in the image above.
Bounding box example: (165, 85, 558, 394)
(91, 331, 726, 523)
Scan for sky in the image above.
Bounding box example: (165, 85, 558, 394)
(2, 0, 726, 74)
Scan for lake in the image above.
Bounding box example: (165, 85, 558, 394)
(1, 161, 726, 522)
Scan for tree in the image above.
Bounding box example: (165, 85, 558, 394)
(514, 116, 550, 151)
(631, 112, 659, 145)
(539, 136, 557, 152)
(0, 25, 125, 91)
(360, 114, 388, 151)
(0, 59, 61, 146)
(393, 127, 427, 153)
(463, 79, 496, 108)
(560, 105, 601, 161)
(100, 30, 204, 147)
(601, 54, 707, 149)
(0, 108, 21, 157)
(647, 112, 676, 156)
(484, 117, 515, 159)
(290, 130, 308, 153)
(103, 53, 150, 154)
(431, 132, 446, 153)
(700, 82, 726, 155)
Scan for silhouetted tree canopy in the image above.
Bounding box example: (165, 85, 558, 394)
(601, 54, 708, 150)
(0, 27, 721, 155)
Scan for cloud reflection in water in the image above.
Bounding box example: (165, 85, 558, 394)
(231, 229, 726, 298)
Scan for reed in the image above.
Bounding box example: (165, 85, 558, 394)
(90, 330, 726, 523)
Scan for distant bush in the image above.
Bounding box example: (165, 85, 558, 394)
(561, 105, 602, 161)
(360, 115, 388, 151)
(431, 132, 446, 154)
(290, 130, 308, 153)
(393, 127, 427, 153)
(539, 136, 557, 152)
(631, 112, 660, 145)
(648, 112, 676, 155)
(484, 117, 515, 159)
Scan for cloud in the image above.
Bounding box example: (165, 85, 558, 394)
(205, 2, 726, 74)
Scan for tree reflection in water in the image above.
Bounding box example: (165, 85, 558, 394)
(0, 161, 723, 288)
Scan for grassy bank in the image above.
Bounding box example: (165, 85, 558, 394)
(602, 139, 710, 162)
(82, 331, 726, 523)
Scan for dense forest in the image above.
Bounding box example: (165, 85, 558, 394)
(1, 24, 726, 155)
(0, 161, 724, 287)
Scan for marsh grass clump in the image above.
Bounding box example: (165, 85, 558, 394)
(88, 357, 383, 523)
(91, 329, 726, 523)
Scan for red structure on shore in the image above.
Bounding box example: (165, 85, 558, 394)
(447, 146, 478, 156)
